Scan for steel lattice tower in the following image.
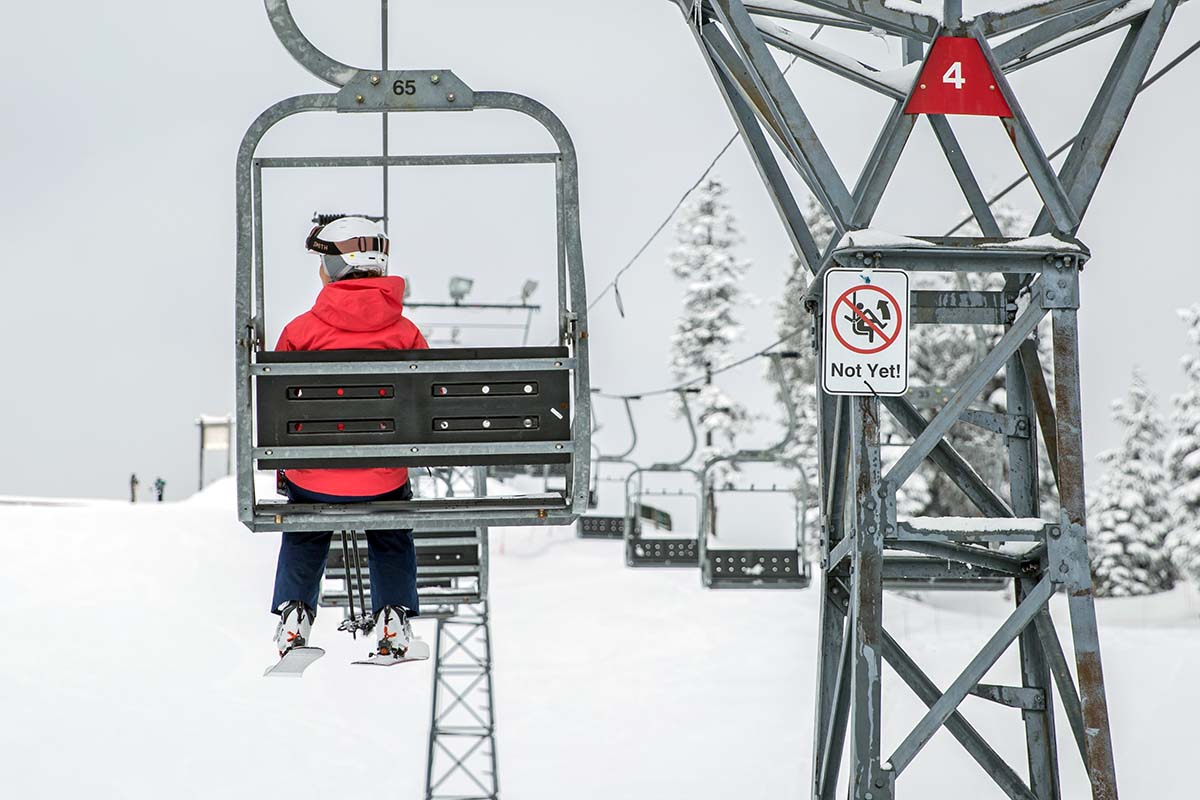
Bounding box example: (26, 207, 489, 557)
(425, 602, 500, 800)
(667, 1, 1186, 798)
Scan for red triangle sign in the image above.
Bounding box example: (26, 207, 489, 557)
(904, 37, 1013, 118)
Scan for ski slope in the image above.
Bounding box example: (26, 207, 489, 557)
(0, 478, 1194, 799)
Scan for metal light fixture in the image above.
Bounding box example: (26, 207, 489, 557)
(448, 276, 474, 303)
(520, 279, 538, 303)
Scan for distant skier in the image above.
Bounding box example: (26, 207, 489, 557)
(129, 473, 139, 504)
(154, 477, 166, 503)
(269, 214, 429, 671)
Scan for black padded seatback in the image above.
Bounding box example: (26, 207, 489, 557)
(255, 347, 571, 468)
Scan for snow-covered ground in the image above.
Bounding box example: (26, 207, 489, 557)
(0, 478, 1195, 798)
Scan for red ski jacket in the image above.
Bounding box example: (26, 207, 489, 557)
(275, 276, 428, 497)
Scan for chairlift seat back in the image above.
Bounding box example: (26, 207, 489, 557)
(255, 346, 571, 469)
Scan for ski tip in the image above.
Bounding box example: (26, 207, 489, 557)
(264, 646, 326, 677)
(351, 644, 431, 667)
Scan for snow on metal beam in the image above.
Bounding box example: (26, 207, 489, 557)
(752, 17, 919, 97)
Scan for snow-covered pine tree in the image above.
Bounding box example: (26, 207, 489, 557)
(1088, 368, 1176, 597)
(1166, 305, 1200, 586)
(668, 178, 751, 469)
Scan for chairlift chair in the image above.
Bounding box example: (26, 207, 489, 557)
(699, 353, 813, 589)
(623, 389, 704, 568)
(235, 0, 591, 535)
(322, 528, 488, 612)
(578, 395, 640, 539)
(320, 468, 491, 621)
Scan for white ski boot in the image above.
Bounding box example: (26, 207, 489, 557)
(353, 605, 430, 666)
(273, 600, 314, 656)
(374, 605, 413, 658)
(265, 601, 324, 677)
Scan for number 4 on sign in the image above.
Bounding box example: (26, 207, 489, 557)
(942, 61, 965, 89)
(903, 37, 1013, 118)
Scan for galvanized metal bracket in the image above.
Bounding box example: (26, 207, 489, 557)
(1046, 517, 1088, 588)
(337, 70, 475, 112)
(1041, 255, 1083, 310)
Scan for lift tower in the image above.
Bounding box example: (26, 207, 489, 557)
(669, 1, 1183, 798)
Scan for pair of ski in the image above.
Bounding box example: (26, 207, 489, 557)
(264, 639, 432, 677)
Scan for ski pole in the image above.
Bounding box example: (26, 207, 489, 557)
(339, 530, 356, 639)
(351, 529, 369, 630)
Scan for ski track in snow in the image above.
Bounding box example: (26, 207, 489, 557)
(0, 477, 1195, 799)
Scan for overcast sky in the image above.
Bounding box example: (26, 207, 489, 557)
(2, 1, 1198, 500)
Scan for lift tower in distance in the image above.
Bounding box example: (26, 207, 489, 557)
(669, 1, 1185, 798)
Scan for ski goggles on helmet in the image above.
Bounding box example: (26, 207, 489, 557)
(305, 226, 390, 257)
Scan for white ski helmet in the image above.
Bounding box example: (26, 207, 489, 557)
(305, 214, 389, 281)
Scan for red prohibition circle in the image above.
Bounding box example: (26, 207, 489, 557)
(831, 284, 902, 355)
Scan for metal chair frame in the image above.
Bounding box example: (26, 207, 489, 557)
(698, 353, 813, 588)
(623, 390, 704, 567)
(579, 396, 641, 538)
(235, 0, 591, 533)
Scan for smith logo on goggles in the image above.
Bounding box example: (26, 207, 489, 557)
(304, 226, 390, 257)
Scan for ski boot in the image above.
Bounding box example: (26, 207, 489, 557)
(265, 601, 324, 677)
(273, 600, 314, 657)
(374, 605, 414, 659)
(353, 606, 430, 666)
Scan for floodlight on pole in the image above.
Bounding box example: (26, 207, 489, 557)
(448, 276, 474, 304)
(520, 279, 538, 303)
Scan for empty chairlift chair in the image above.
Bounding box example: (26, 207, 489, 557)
(578, 396, 639, 540)
(623, 390, 703, 568)
(234, 47, 591, 535)
(699, 354, 812, 589)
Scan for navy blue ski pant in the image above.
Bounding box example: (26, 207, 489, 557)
(270, 479, 420, 618)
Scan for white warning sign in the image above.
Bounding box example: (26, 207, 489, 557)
(822, 268, 909, 396)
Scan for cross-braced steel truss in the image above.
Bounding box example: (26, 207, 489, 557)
(668, 0, 1185, 797)
(425, 602, 500, 800)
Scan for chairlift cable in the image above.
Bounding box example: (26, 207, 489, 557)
(586, 49, 810, 316)
(594, 327, 807, 400)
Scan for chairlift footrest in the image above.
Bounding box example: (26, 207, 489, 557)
(703, 549, 808, 588)
(577, 515, 627, 539)
(318, 527, 486, 609)
(626, 537, 699, 568)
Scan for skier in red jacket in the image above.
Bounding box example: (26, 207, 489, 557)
(271, 214, 429, 666)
